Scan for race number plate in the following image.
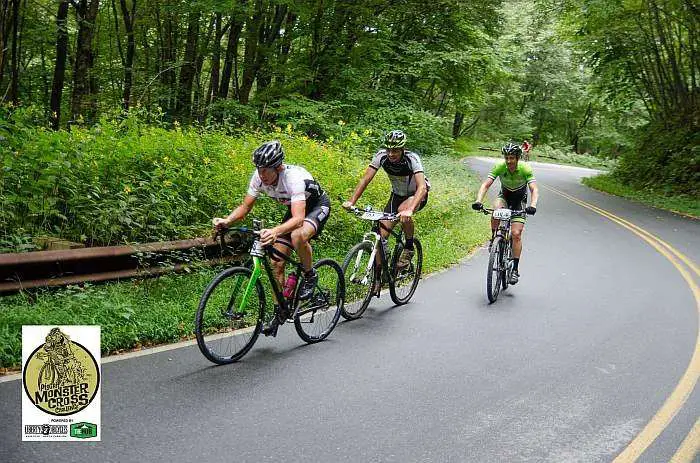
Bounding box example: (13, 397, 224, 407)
(361, 211, 385, 221)
(492, 208, 512, 220)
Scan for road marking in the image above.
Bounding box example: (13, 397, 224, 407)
(542, 185, 699, 462)
(670, 418, 700, 463)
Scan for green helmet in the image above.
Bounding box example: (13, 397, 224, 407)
(383, 130, 407, 149)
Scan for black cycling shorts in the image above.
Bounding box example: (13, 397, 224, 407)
(280, 193, 331, 241)
(383, 192, 428, 214)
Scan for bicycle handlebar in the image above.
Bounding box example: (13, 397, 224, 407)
(345, 206, 398, 222)
(479, 207, 529, 216)
(339, 197, 398, 222)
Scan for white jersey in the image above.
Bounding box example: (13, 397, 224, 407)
(369, 149, 431, 197)
(247, 164, 324, 206)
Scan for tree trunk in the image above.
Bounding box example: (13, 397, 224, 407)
(49, 0, 69, 130)
(239, 0, 263, 105)
(119, 0, 136, 110)
(175, 9, 200, 119)
(452, 112, 464, 139)
(7, 0, 19, 103)
(70, 0, 101, 123)
(0, 0, 10, 87)
(219, 17, 243, 99)
(206, 13, 222, 106)
(192, 13, 213, 117)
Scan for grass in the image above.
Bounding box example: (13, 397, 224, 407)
(0, 155, 491, 370)
(582, 174, 700, 219)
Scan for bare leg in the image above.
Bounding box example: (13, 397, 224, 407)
(291, 221, 317, 272)
(511, 222, 524, 259)
(270, 240, 293, 304)
(397, 197, 416, 240)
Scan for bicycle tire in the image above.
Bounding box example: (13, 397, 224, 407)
(341, 241, 376, 320)
(487, 236, 502, 303)
(389, 238, 423, 305)
(195, 266, 264, 364)
(294, 258, 344, 343)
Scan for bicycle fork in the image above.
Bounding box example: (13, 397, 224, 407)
(224, 256, 262, 319)
(349, 232, 381, 284)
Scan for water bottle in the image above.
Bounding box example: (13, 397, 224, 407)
(282, 272, 298, 299)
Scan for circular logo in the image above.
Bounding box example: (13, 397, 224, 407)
(23, 328, 100, 416)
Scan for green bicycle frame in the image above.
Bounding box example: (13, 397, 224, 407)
(237, 255, 263, 311)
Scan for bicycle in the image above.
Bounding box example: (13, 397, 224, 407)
(194, 219, 345, 365)
(478, 207, 532, 303)
(341, 205, 422, 320)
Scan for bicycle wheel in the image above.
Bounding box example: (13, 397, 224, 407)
(294, 258, 344, 343)
(195, 266, 265, 364)
(389, 238, 423, 305)
(341, 241, 376, 320)
(486, 237, 503, 303)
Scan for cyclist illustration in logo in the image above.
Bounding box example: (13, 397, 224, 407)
(36, 328, 87, 388)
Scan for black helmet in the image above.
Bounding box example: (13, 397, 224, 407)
(502, 142, 522, 158)
(383, 130, 407, 149)
(252, 140, 284, 168)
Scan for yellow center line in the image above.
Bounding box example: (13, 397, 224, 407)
(541, 184, 700, 462)
(670, 418, 700, 463)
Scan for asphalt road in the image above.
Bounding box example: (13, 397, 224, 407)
(1, 157, 698, 462)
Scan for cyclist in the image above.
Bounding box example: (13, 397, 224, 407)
(212, 140, 331, 333)
(521, 139, 531, 161)
(472, 142, 538, 284)
(342, 130, 430, 288)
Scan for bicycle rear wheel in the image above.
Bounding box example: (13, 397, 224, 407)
(294, 258, 344, 343)
(389, 238, 422, 305)
(486, 237, 503, 303)
(341, 241, 376, 320)
(195, 267, 264, 364)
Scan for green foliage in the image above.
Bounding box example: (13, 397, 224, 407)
(614, 110, 700, 196)
(583, 174, 700, 218)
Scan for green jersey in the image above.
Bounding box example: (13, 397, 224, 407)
(488, 161, 536, 196)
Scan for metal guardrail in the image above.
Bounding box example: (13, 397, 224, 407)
(0, 236, 246, 293)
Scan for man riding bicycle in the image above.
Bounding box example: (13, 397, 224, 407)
(342, 130, 430, 287)
(472, 142, 538, 284)
(212, 140, 331, 332)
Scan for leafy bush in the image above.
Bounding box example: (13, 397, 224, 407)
(614, 110, 700, 196)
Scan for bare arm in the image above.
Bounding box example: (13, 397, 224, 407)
(529, 182, 538, 208)
(475, 178, 494, 203)
(408, 172, 428, 212)
(213, 194, 256, 229)
(346, 167, 378, 206)
(273, 200, 306, 236)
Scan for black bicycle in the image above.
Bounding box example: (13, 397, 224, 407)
(194, 219, 345, 364)
(479, 207, 532, 303)
(341, 205, 422, 320)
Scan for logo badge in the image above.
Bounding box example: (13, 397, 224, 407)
(70, 422, 97, 439)
(22, 326, 101, 441)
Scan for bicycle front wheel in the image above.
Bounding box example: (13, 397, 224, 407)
(294, 258, 344, 343)
(341, 241, 376, 320)
(389, 238, 422, 305)
(195, 267, 265, 364)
